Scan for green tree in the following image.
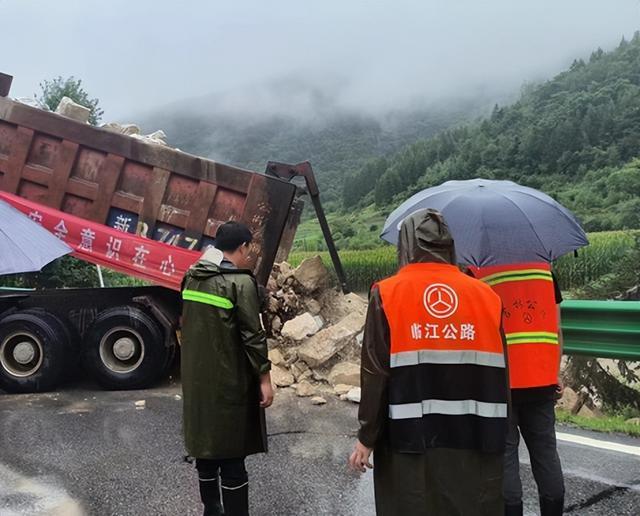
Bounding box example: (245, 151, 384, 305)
(37, 76, 104, 125)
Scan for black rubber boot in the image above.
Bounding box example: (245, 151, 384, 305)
(221, 482, 249, 516)
(199, 475, 224, 516)
(540, 496, 564, 516)
(504, 502, 523, 516)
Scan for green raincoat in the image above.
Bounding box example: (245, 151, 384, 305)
(181, 259, 270, 459)
(358, 209, 507, 515)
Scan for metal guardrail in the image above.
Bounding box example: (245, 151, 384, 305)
(561, 300, 640, 360)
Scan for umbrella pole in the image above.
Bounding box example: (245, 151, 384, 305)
(96, 265, 105, 288)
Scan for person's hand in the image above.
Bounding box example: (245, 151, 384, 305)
(348, 440, 373, 473)
(556, 376, 565, 397)
(259, 373, 274, 408)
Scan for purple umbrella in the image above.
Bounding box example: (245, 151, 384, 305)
(381, 179, 588, 266)
(0, 200, 72, 275)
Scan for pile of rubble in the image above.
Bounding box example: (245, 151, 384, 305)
(264, 257, 366, 404)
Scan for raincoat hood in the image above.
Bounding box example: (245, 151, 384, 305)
(398, 208, 456, 267)
(188, 259, 223, 280)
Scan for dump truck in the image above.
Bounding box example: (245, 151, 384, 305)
(0, 72, 346, 393)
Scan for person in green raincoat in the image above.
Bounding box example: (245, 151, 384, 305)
(181, 221, 273, 516)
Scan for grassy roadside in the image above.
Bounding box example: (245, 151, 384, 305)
(555, 409, 640, 438)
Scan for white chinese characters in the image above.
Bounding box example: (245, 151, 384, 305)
(409, 322, 476, 341)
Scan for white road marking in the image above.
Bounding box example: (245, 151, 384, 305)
(556, 431, 640, 457)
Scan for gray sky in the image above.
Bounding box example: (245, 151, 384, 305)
(2, 0, 639, 120)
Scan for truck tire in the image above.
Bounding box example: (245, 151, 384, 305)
(0, 310, 71, 393)
(82, 305, 169, 390)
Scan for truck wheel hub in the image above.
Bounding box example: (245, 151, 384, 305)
(0, 332, 44, 377)
(113, 338, 136, 360)
(13, 341, 36, 364)
(99, 327, 145, 374)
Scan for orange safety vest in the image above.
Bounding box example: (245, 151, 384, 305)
(470, 262, 560, 389)
(376, 262, 508, 453)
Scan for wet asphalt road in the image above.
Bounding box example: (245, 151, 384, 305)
(0, 385, 639, 516)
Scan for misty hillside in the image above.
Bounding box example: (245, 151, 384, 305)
(141, 92, 495, 209)
(346, 34, 640, 236)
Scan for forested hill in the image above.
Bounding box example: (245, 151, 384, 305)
(345, 35, 640, 232)
(142, 94, 494, 210)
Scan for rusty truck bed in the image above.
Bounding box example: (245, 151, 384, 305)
(0, 95, 297, 283)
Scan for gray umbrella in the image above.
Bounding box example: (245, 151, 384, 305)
(0, 200, 72, 276)
(381, 179, 588, 266)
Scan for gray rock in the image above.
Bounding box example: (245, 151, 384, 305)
(625, 417, 640, 425)
(268, 348, 284, 366)
(281, 312, 323, 341)
(555, 387, 579, 412)
(305, 298, 322, 315)
(271, 365, 294, 387)
(328, 362, 360, 387)
(333, 384, 353, 395)
(292, 256, 329, 292)
(310, 396, 327, 405)
(271, 316, 282, 333)
(55, 96, 90, 123)
(346, 387, 361, 403)
(295, 381, 316, 397)
(297, 312, 365, 367)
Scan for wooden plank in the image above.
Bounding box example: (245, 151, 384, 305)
(0, 126, 33, 193)
(47, 140, 79, 209)
(138, 167, 170, 236)
(90, 154, 125, 222)
(184, 180, 218, 239)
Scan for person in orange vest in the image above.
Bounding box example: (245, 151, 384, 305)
(349, 209, 510, 515)
(470, 263, 565, 516)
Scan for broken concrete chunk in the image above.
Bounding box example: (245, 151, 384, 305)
(555, 387, 578, 412)
(310, 396, 327, 405)
(271, 365, 294, 387)
(292, 256, 329, 293)
(333, 384, 353, 395)
(55, 96, 91, 123)
(281, 312, 323, 341)
(328, 362, 360, 387)
(295, 381, 316, 397)
(304, 298, 322, 315)
(268, 348, 284, 366)
(297, 312, 365, 367)
(346, 388, 361, 403)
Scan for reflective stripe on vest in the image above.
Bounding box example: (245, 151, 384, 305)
(389, 399, 508, 420)
(481, 268, 553, 286)
(182, 289, 234, 310)
(390, 349, 505, 369)
(376, 262, 508, 453)
(470, 262, 560, 389)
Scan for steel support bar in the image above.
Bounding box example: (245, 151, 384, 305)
(266, 161, 350, 293)
(561, 300, 640, 360)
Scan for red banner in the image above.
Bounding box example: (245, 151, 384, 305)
(0, 192, 201, 291)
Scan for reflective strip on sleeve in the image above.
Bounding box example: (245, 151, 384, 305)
(389, 399, 508, 420)
(182, 289, 234, 310)
(390, 349, 505, 369)
(505, 331, 559, 346)
(480, 268, 553, 287)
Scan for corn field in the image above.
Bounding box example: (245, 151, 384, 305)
(289, 230, 638, 293)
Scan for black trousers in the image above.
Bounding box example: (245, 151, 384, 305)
(503, 399, 565, 505)
(196, 457, 248, 487)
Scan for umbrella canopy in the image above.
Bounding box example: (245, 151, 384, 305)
(0, 200, 72, 276)
(381, 179, 588, 266)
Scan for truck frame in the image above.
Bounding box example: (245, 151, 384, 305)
(0, 72, 344, 393)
